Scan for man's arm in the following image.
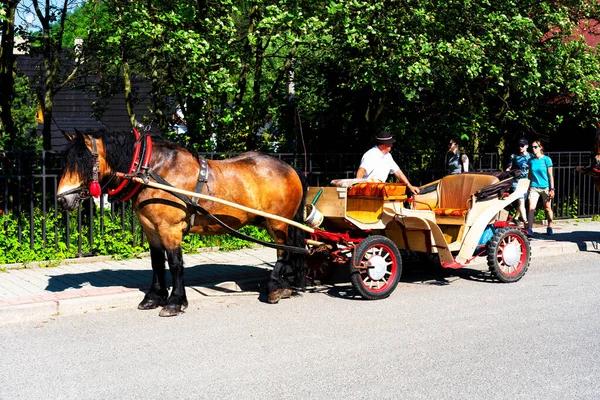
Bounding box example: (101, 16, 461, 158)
(505, 154, 513, 171)
(393, 170, 420, 194)
(356, 167, 367, 179)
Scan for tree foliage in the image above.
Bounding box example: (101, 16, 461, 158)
(4, 0, 600, 155)
(309, 0, 600, 156)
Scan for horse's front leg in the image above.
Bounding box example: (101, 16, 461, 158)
(138, 243, 169, 310)
(159, 245, 188, 317)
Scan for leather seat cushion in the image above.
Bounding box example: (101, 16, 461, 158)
(347, 182, 407, 199)
(434, 208, 468, 217)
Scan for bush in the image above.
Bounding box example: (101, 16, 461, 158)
(0, 206, 275, 264)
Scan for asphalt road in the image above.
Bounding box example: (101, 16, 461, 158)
(1, 251, 600, 400)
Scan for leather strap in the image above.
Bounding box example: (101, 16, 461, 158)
(188, 155, 209, 229)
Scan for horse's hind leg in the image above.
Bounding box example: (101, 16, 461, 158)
(138, 242, 169, 310)
(265, 222, 294, 304)
(267, 260, 294, 304)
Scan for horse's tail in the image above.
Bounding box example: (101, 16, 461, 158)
(286, 170, 308, 289)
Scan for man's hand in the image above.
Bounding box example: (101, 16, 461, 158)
(408, 184, 420, 195)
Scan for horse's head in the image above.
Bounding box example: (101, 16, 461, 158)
(57, 130, 108, 211)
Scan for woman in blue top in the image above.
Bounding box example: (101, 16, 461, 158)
(526, 141, 555, 235)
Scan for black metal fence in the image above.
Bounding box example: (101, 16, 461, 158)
(1, 149, 598, 257)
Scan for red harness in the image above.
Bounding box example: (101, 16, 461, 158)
(107, 128, 154, 202)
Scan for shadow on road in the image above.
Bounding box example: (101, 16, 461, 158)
(44, 263, 271, 292)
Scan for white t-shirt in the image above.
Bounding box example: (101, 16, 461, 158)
(358, 146, 400, 182)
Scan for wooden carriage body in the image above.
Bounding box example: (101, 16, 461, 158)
(308, 174, 530, 267)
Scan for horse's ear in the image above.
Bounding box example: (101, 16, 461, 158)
(74, 128, 90, 146)
(75, 130, 96, 150)
(63, 130, 76, 141)
(73, 128, 83, 142)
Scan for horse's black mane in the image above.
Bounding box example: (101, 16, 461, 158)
(63, 129, 194, 182)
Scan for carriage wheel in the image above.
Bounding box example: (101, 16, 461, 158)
(349, 235, 402, 300)
(306, 253, 336, 284)
(486, 227, 530, 283)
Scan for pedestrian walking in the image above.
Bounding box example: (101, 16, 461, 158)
(505, 138, 532, 227)
(525, 140, 554, 235)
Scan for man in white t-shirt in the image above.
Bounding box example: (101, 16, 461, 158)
(356, 132, 420, 195)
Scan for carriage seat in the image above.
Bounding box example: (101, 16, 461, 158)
(412, 174, 500, 222)
(346, 182, 408, 201)
(333, 181, 408, 224)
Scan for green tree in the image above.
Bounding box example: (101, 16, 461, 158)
(303, 0, 600, 157)
(55, 0, 600, 157)
(79, 0, 330, 152)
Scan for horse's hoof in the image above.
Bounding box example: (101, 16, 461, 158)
(159, 304, 184, 317)
(138, 298, 164, 310)
(267, 288, 292, 304)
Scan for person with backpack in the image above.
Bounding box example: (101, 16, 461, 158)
(446, 137, 471, 174)
(505, 138, 533, 227)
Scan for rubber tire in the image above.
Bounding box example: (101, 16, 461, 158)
(486, 227, 530, 283)
(349, 235, 402, 300)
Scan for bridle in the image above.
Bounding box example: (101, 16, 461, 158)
(57, 135, 102, 203)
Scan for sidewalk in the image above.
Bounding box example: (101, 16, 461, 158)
(1, 220, 599, 325)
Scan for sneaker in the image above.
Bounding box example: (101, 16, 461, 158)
(524, 227, 534, 236)
(514, 219, 523, 227)
(546, 227, 553, 235)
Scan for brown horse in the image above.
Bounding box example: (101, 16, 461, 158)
(57, 129, 307, 316)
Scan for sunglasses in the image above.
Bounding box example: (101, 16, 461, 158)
(519, 144, 527, 147)
(532, 145, 539, 149)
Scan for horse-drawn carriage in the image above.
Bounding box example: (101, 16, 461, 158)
(57, 129, 531, 315)
(304, 173, 531, 299)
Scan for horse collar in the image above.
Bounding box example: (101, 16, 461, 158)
(107, 128, 154, 202)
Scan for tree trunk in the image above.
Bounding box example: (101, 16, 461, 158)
(122, 57, 137, 129)
(0, 1, 17, 148)
(246, 36, 265, 150)
(150, 54, 167, 131)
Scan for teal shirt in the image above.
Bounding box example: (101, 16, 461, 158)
(528, 155, 553, 188)
(509, 153, 532, 180)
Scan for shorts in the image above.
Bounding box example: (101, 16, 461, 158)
(511, 181, 528, 201)
(528, 186, 551, 207)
